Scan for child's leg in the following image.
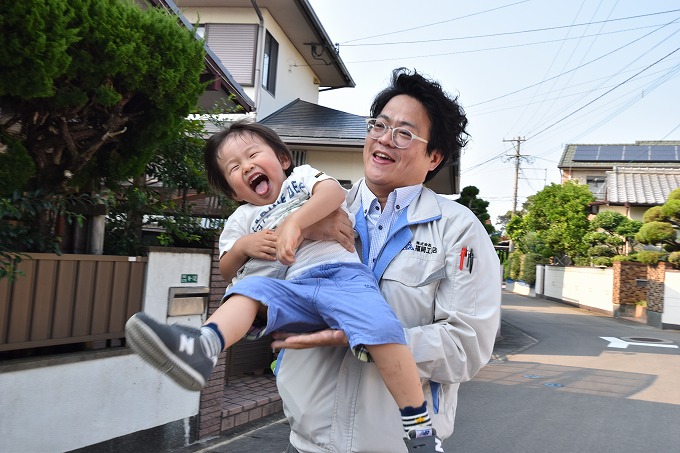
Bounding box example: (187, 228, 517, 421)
(367, 343, 425, 407)
(366, 344, 433, 435)
(124, 295, 263, 392)
(204, 294, 264, 348)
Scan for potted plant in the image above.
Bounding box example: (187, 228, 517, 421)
(635, 300, 647, 318)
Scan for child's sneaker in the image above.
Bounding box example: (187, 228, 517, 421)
(404, 427, 445, 452)
(125, 312, 215, 391)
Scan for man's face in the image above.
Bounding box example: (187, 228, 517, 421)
(363, 94, 443, 200)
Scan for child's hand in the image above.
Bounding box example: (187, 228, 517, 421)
(275, 221, 303, 265)
(239, 229, 278, 260)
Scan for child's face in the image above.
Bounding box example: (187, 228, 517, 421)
(218, 132, 291, 206)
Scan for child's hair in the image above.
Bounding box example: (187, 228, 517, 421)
(204, 119, 295, 199)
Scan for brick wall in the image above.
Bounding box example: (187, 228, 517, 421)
(198, 239, 230, 439)
(646, 261, 666, 313)
(197, 240, 282, 440)
(613, 260, 667, 316)
(612, 261, 647, 306)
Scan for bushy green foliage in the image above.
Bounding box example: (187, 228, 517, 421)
(0, 190, 94, 254)
(0, 134, 34, 194)
(636, 250, 667, 265)
(636, 188, 680, 265)
(585, 211, 641, 265)
(0, 0, 206, 196)
(591, 256, 613, 267)
(1, 0, 212, 270)
(506, 251, 522, 281)
(455, 186, 495, 238)
(506, 181, 594, 261)
(636, 221, 676, 248)
(521, 252, 548, 285)
(668, 251, 680, 265)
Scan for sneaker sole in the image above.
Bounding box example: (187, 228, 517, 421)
(125, 314, 206, 391)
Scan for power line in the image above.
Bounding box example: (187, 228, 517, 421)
(340, 9, 680, 47)
(467, 16, 680, 108)
(526, 45, 680, 141)
(339, 0, 531, 44)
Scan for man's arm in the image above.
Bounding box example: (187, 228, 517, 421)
(300, 208, 355, 253)
(271, 330, 349, 350)
(276, 179, 348, 264)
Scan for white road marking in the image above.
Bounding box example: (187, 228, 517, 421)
(600, 336, 678, 349)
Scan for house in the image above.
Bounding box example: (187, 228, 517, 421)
(175, 0, 460, 194)
(174, 0, 355, 119)
(141, 0, 256, 114)
(558, 140, 680, 220)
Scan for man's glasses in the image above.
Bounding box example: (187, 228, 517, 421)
(365, 118, 428, 149)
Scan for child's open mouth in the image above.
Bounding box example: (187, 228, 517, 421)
(249, 173, 270, 195)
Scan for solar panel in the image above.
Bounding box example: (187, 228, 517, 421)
(622, 146, 649, 161)
(649, 146, 678, 161)
(570, 144, 678, 163)
(572, 146, 600, 161)
(598, 146, 629, 161)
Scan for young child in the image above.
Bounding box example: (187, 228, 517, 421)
(125, 120, 443, 450)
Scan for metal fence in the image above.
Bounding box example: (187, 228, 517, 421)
(0, 253, 147, 352)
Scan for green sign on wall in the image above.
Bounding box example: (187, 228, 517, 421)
(181, 274, 198, 283)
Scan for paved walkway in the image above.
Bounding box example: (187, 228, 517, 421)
(213, 316, 536, 440)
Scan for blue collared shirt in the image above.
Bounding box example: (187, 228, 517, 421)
(360, 182, 422, 269)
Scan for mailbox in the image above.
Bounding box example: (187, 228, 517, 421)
(167, 286, 209, 316)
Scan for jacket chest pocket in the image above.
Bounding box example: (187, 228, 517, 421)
(380, 252, 446, 326)
(382, 250, 446, 286)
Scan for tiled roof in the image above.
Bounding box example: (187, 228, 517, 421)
(606, 167, 680, 205)
(259, 99, 366, 147)
(559, 141, 680, 169)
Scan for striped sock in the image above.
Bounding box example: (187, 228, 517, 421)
(400, 401, 432, 434)
(200, 323, 224, 359)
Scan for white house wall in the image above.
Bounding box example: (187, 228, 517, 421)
(179, 7, 320, 118)
(306, 150, 365, 185)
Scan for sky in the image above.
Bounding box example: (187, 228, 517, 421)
(306, 0, 680, 225)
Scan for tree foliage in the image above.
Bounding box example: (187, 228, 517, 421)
(584, 210, 641, 262)
(636, 188, 680, 255)
(455, 185, 495, 237)
(0, 0, 207, 197)
(506, 181, 594, 260)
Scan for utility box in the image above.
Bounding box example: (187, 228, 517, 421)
(168, 286, 209, 327)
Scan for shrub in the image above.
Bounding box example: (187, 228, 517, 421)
(636, 250, 667, 265)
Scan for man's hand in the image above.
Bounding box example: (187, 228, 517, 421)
(301, 208, 355, 253)
(271, 329, 349, 350)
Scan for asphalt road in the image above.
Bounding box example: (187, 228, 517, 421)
(176, 292, 680, 453)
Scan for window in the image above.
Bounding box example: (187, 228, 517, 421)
(291, 150, 307, 167)
(263, 31, 279, 95)
(587, 176, 606, 200)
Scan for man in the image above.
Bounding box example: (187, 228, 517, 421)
(272, 67, 501, 453)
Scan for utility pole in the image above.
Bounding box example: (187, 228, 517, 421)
(503, 136, 527, 216)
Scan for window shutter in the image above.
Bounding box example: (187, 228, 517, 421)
(206, 24, 258, 86)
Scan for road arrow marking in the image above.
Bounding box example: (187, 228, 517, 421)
(600, 336, 678, 349)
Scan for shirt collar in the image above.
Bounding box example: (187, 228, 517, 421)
(360, 181, 422, 216)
